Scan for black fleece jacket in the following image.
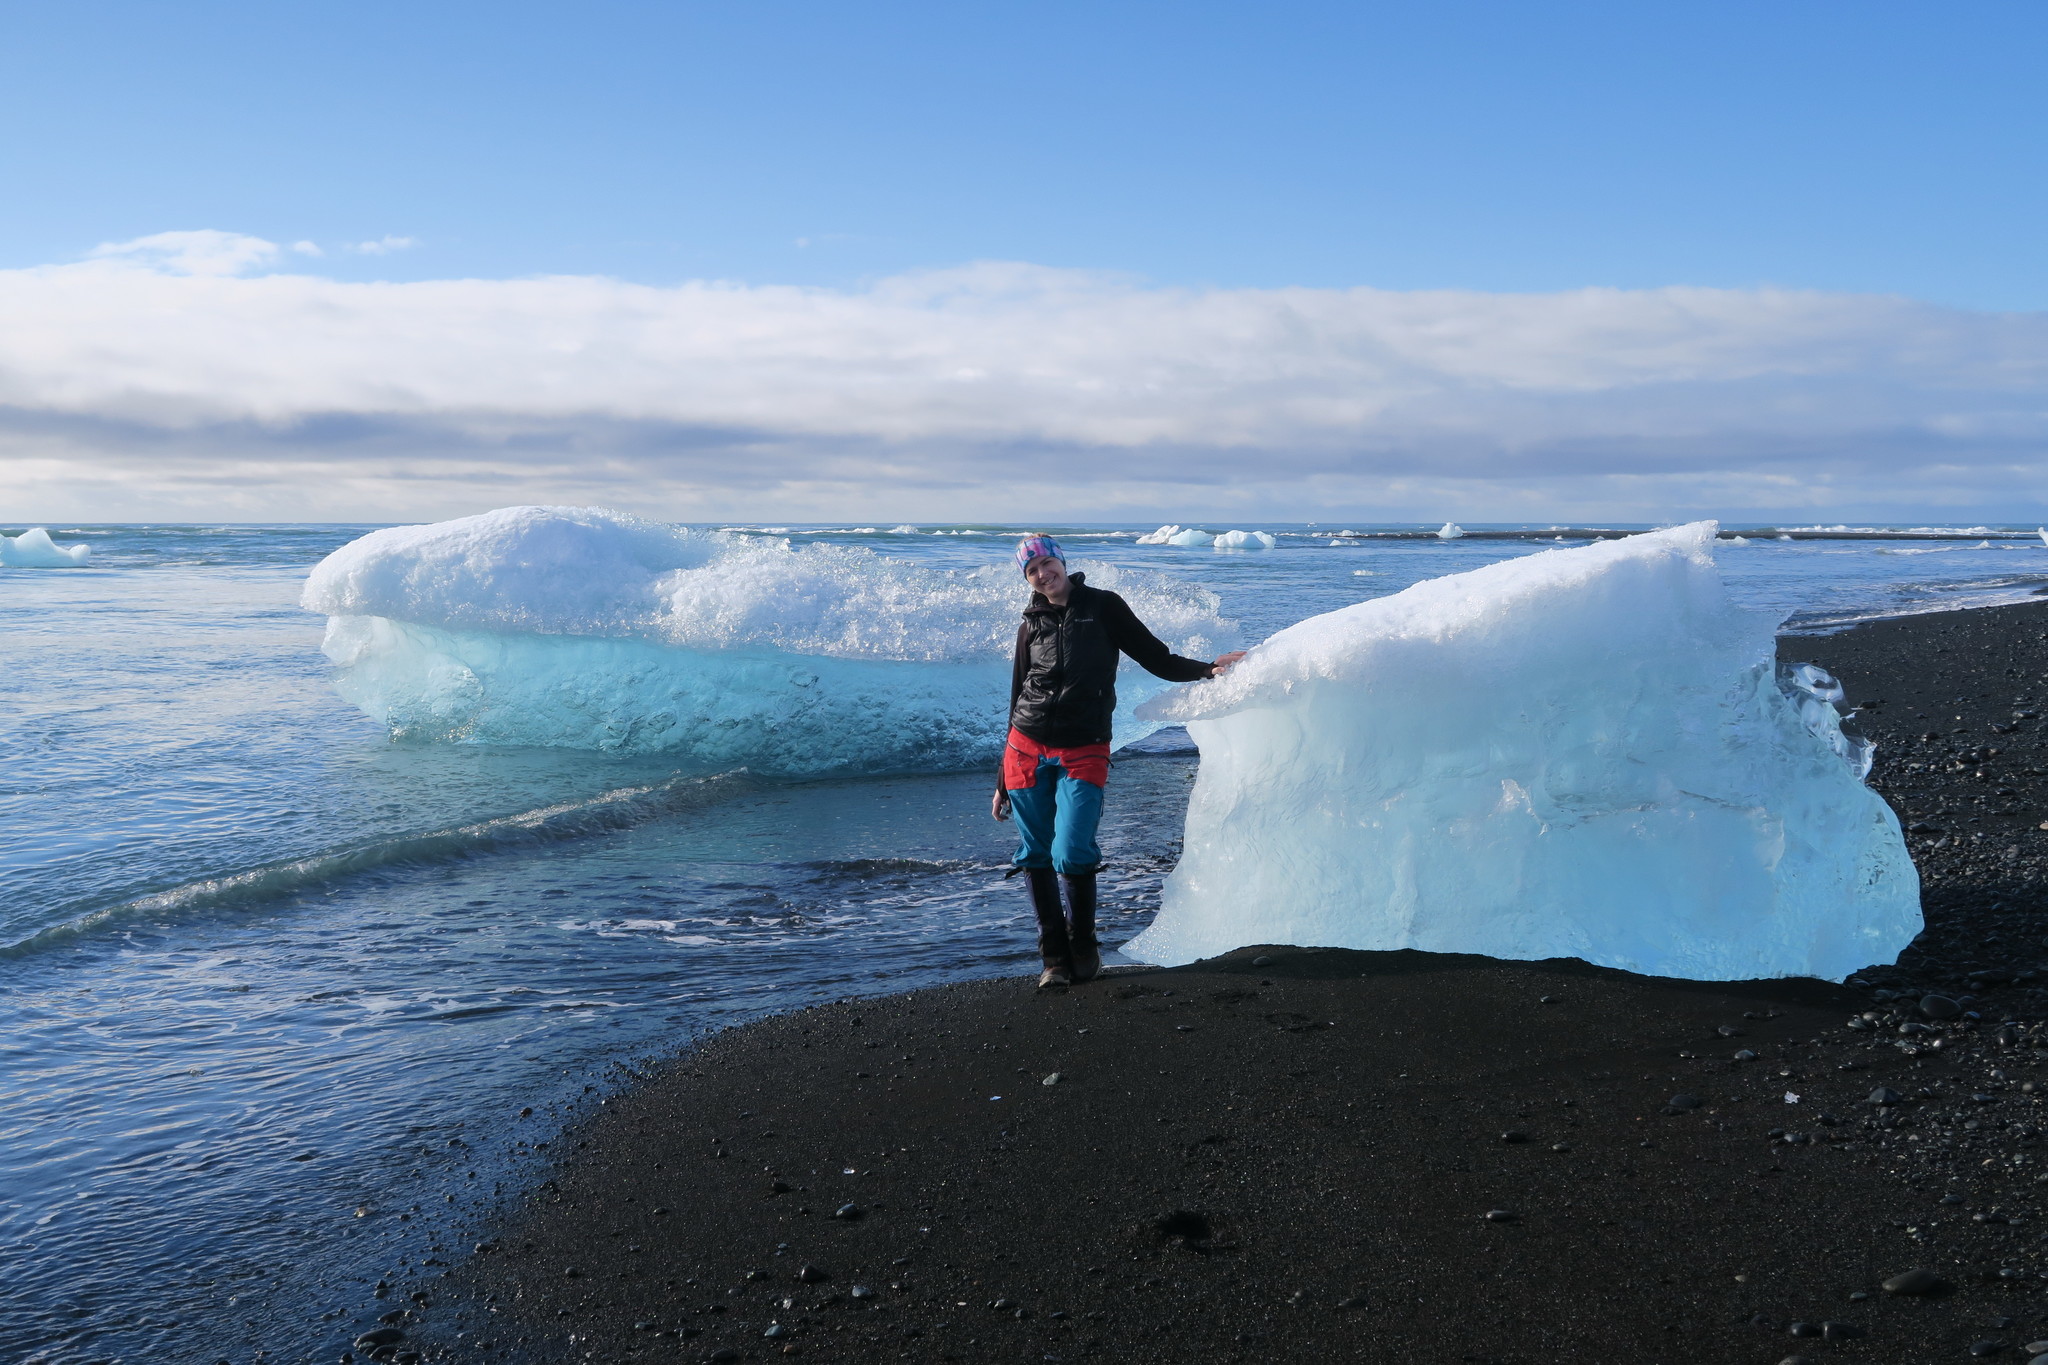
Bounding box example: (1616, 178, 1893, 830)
(1007, 574, 1216, 749)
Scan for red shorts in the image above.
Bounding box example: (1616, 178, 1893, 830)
(1002, 727, 1111, 790)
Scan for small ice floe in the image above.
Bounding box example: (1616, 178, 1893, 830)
(1212, 530, 1276, 550)
(1137, 524, 1217, 546)
(0, 528, 91, 567)
(2038, 527, 2047, 547)
(1437, 522, 1466, 539)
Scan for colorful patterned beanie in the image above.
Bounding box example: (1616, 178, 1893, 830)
(1015, 534, 1064, 575)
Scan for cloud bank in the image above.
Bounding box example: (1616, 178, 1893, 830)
(4, 231, 2046, 522)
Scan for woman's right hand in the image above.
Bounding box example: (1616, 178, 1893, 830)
(991, 789, 1011, 821)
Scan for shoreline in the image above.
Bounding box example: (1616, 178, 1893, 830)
(380, 600, 2048, 1365)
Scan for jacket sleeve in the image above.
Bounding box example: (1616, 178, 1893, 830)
(1009, 620, 1030, 715)
(1099, 591, 1217, 683)
(997, 621, 1029, 793)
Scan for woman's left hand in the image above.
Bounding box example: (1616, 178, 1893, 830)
(1210, 650, 1248, 674)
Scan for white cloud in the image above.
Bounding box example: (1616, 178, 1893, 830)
(349, 235, 417, 256)
(2, 241, 2046, 521)
(86, 229, 280, 277)
(290, 240, 325, 257)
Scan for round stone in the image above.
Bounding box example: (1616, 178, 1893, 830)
(1881, 1267, 1947, 1295)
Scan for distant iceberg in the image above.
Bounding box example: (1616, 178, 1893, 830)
(302, 506, 1235, 774)
(0, 528, 91, 567)
(1437, 522, 1466, 539)
(1139, 524, 1274, 549)
(1126, 522, 1919, 982)
(1136, 524, 1218, 547)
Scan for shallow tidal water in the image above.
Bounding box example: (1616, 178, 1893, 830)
(4, 519, 2045, 1363)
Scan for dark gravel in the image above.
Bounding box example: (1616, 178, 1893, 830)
(378, 601, 2048, 1365)
(1789, 600, 2048, 1001)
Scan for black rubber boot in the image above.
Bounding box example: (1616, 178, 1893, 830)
(1063, 872, 1100, 983)
(1026, 867, 1072, 987)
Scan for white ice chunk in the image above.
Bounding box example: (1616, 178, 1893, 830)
(1136, 524, 1183, 545)
(1167, 527, 1215, 547)
(0, 528, 91, 567)
(1125, 522, 1919, 982)
(302, 506, 1235, 773)
(1437, 522, 1466, 539)
(2037, 527, 2046, 547)
(1212, 530, 1276, 549)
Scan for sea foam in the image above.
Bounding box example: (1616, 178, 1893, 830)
(303, 506, 1234, 774)
(1125, 522, 1920, 982)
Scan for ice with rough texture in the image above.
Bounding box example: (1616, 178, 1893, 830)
(1125, 522, 1919, 982)
(1, 528, 90, 567)
(302, 505, 1234, 775)
(1437, 522, 1466, 539)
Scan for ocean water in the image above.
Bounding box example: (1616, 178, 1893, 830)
(4, 519, 2045, 1364)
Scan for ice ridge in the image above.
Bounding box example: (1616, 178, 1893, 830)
(1126, 522, 1920, 982)
(302, 506, 1234, 774)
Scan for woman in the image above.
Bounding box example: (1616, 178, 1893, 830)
(994, 534, 1245, 987)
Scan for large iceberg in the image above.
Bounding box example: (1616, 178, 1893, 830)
(1125, 522, 1919, 982)
(1, 528, 91, 567)
(302, 506, 1234, 775)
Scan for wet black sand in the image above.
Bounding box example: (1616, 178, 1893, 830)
(383, 601, 2048, 1365)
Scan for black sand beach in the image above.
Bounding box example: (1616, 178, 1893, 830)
(382, 601, 2048, 1365)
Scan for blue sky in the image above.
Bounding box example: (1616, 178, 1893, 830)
(6, 1, 2044, 306)
(2, 2, 2045, 523)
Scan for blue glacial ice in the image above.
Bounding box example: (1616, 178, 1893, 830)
(1125, 522, 1920, 982)
(302, 506, 1235, 775)
(0, 527, 91, 567)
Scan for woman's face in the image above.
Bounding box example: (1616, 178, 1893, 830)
(1024, 555, 1069, 599)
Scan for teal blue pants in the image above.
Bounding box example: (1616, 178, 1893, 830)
(1008, 755, 1104, 875)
